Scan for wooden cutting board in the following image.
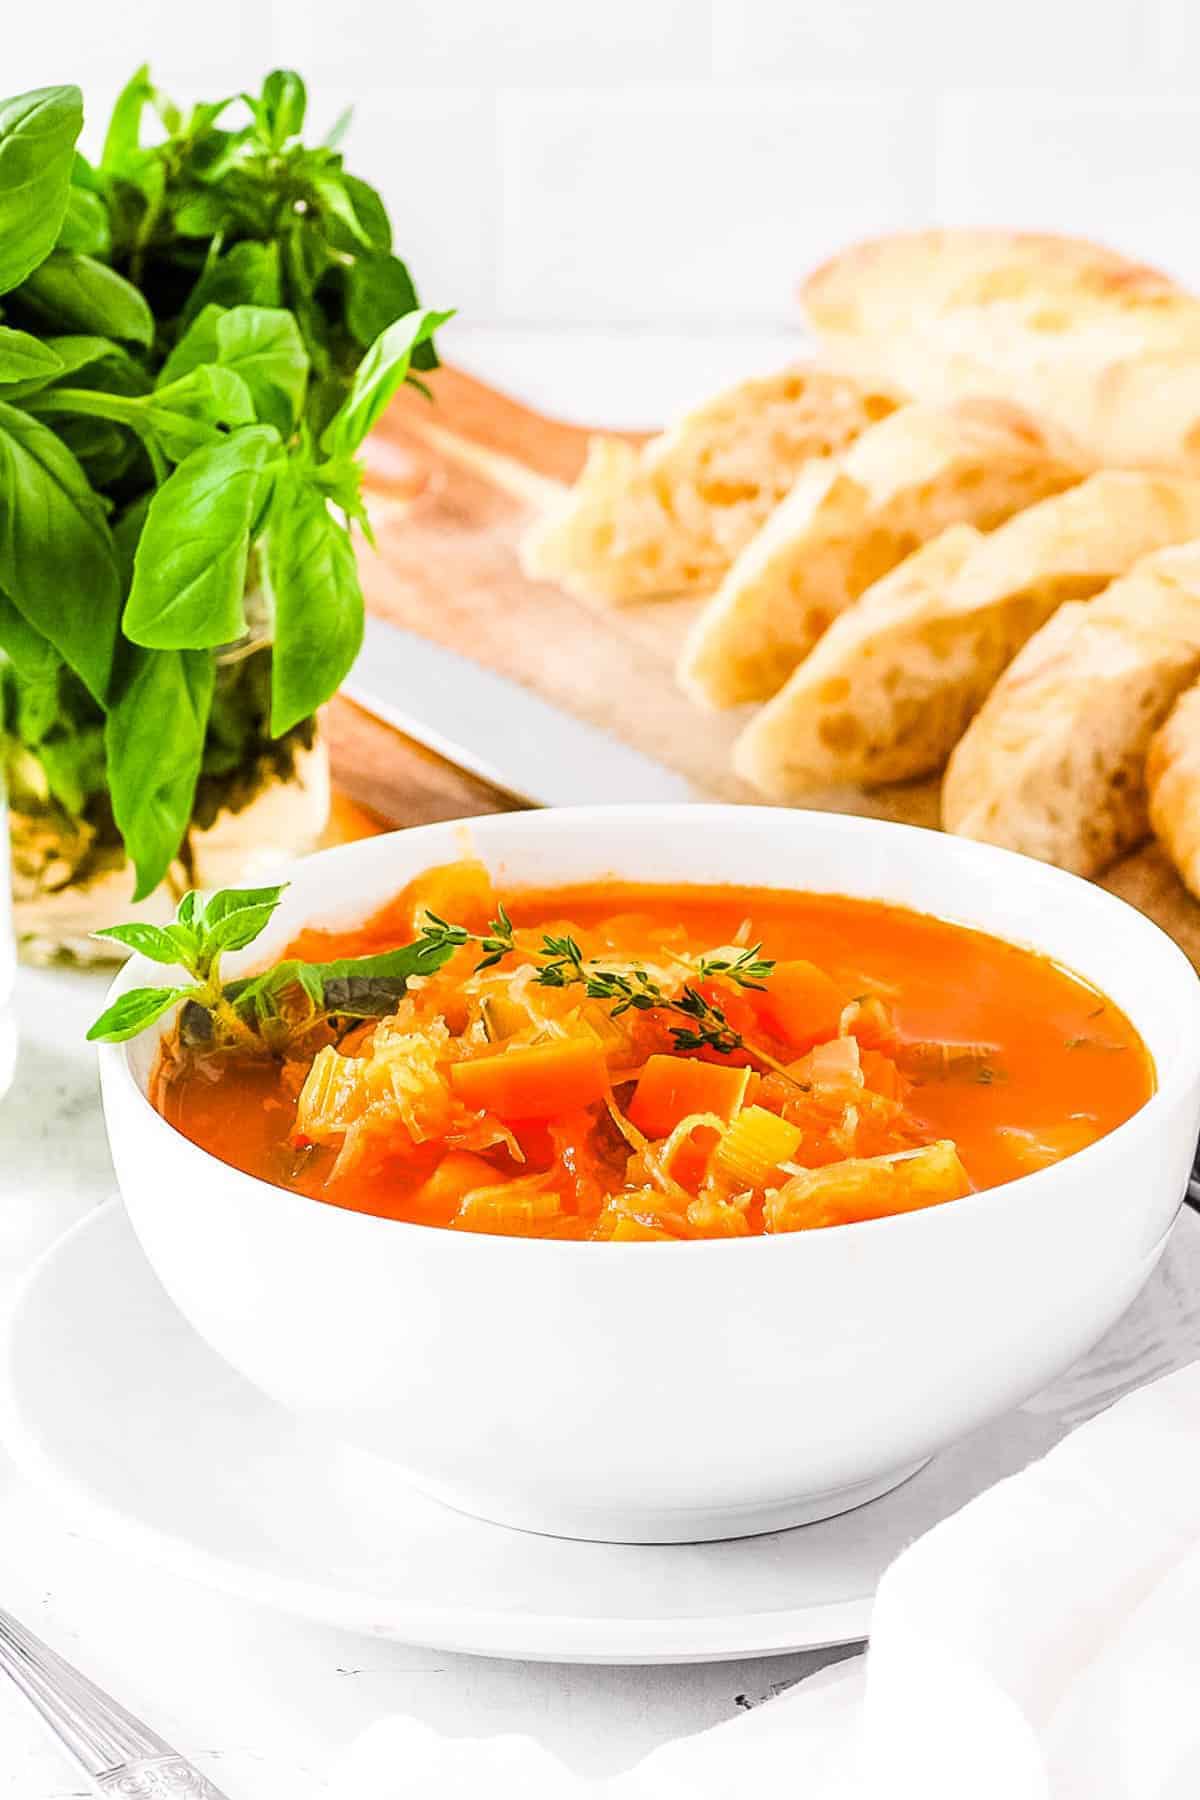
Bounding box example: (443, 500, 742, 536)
(326, 364, 1200, 970)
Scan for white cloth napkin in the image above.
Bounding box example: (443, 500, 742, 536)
(328, 1361, 1200, 1800)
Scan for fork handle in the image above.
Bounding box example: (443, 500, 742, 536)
(0, 1603, 232, 1799)
(95, 1760, 231, 1796)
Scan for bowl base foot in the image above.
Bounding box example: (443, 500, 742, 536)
(410, 1457, 932, 1544)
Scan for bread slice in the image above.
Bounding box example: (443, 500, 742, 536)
(942, 542, 1200, 875)
(679, 397, 1085, 708)
(1147, 680, 1200, 899)
(802, 230, 1180, 353)
(520, 365, 901, 605)
(735, 472, 1200, 799)
(799, 230, 1200, 471)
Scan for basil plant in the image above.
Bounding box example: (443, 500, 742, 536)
(0, 71, 448, 899)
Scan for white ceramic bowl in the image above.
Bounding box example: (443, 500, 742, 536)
(99, 807, 1200, 1543)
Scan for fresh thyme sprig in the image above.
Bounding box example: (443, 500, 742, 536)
(418, 910, 776, 1062)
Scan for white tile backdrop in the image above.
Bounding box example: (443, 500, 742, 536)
(7, 0, 1200, 325)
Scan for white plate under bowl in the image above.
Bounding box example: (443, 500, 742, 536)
(4, 1202, 1200, 1665)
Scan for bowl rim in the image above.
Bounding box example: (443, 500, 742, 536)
(98, 804, 1200, 1255)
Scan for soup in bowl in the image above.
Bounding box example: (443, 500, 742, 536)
(98, 807, 1200, 1542)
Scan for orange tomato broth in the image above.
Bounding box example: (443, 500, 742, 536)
(157, 861, 1155, 1240)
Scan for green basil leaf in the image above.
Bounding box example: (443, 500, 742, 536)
(100, 65, 154, 172)
(344, 252, 419, 348)
(205, 894, 287, 954)
(111, 492, 152, 594)
(214, 306, 308, 433)
(199, 883, 289, 931)
(0, 583, 62, 745)
(165, 305, 308, 435)
(0, 332, 125, 400)
(123, 425, 280, 648)
(157, 304, 223, 385)
(55, 413, 137, 487)
(37, 723, 106, 814)
(86, 984, 194, 1043)
(321, 308, 451, 457)
(144, 364, 257, 461)
(0, 585, 59, 680)
(183, 96, 237, 139)
(92, 921, 186, 964)
(258, 70, 307, 150)
(183, 240, 282, 324)
(176, 891, 200, 931)
(0, 587, 62, 743)
(310, 172, 369, 246)
(0, 334, 130, 406)
(105, 644, 215, 899)
(249, 938, 456, 1022)
(0, 86, 83, 296)
(266, 475, 363, 735)
(342, 176, 392, 251)
(69, 150, 104, 194)
(0, 328, 62, 383)
(57, 184, 111, 257)
(171, 187, 232, 238)
(18, 250, 154, 345)
(0, 400, 121, 703)
(11, 674, 62, 747)
(323, 104, 354, 151)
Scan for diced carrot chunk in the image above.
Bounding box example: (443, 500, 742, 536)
(405, 859, 497, 935)
(626, 1054, 751, 1139)
(413, 1151, 500, 1213)
(608, 1216, 675, 1242)
(861, 1048, 904, 1100)
(839, 994, 895, 1051)
(449, 1038, 609, 1121)
(756, 959, 843, 1051)
(995, 1119, 1100, 1173)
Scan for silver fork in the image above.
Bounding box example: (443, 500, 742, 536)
(0, 1603, 231, 1797)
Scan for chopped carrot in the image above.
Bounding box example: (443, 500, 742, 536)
(755, 958, 844, 1051)
(626, 1054, 751, 1139)
(861, 1048, 904, 1100)
(608, 1216, 676, 1241)
(404, 859, 497, 935)
(839, 994, 895, 1051)
(995, 1119, 1100, 1174)
(413, 1151, 502, 1212)
(449, 1038, 609, 1120)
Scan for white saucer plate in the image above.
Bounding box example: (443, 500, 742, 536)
(4, 1201, 1200, 1665)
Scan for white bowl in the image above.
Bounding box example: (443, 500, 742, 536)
(98, 808, 1200, 1543)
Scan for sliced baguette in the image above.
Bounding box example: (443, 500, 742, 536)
(520, 365, 901, 605)
(802, 230, 1182, 357)
(735, 471, 1200, 798)
(679, 396, 1085, 708)
(1147, 681, 1200, 900)
(799, 230, 1200, 471)
(942, 542, 1200, 875)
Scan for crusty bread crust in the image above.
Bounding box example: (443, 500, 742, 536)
(678, 396, 1085, 708)
(802, 230, 1179, 342)
(942, 541, 1200, 875)
(735, 471, 1200, 798)
(1147, 681, 1200, 900)
(800, 230, 1200, 470)
(520, 365, 901, 605)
